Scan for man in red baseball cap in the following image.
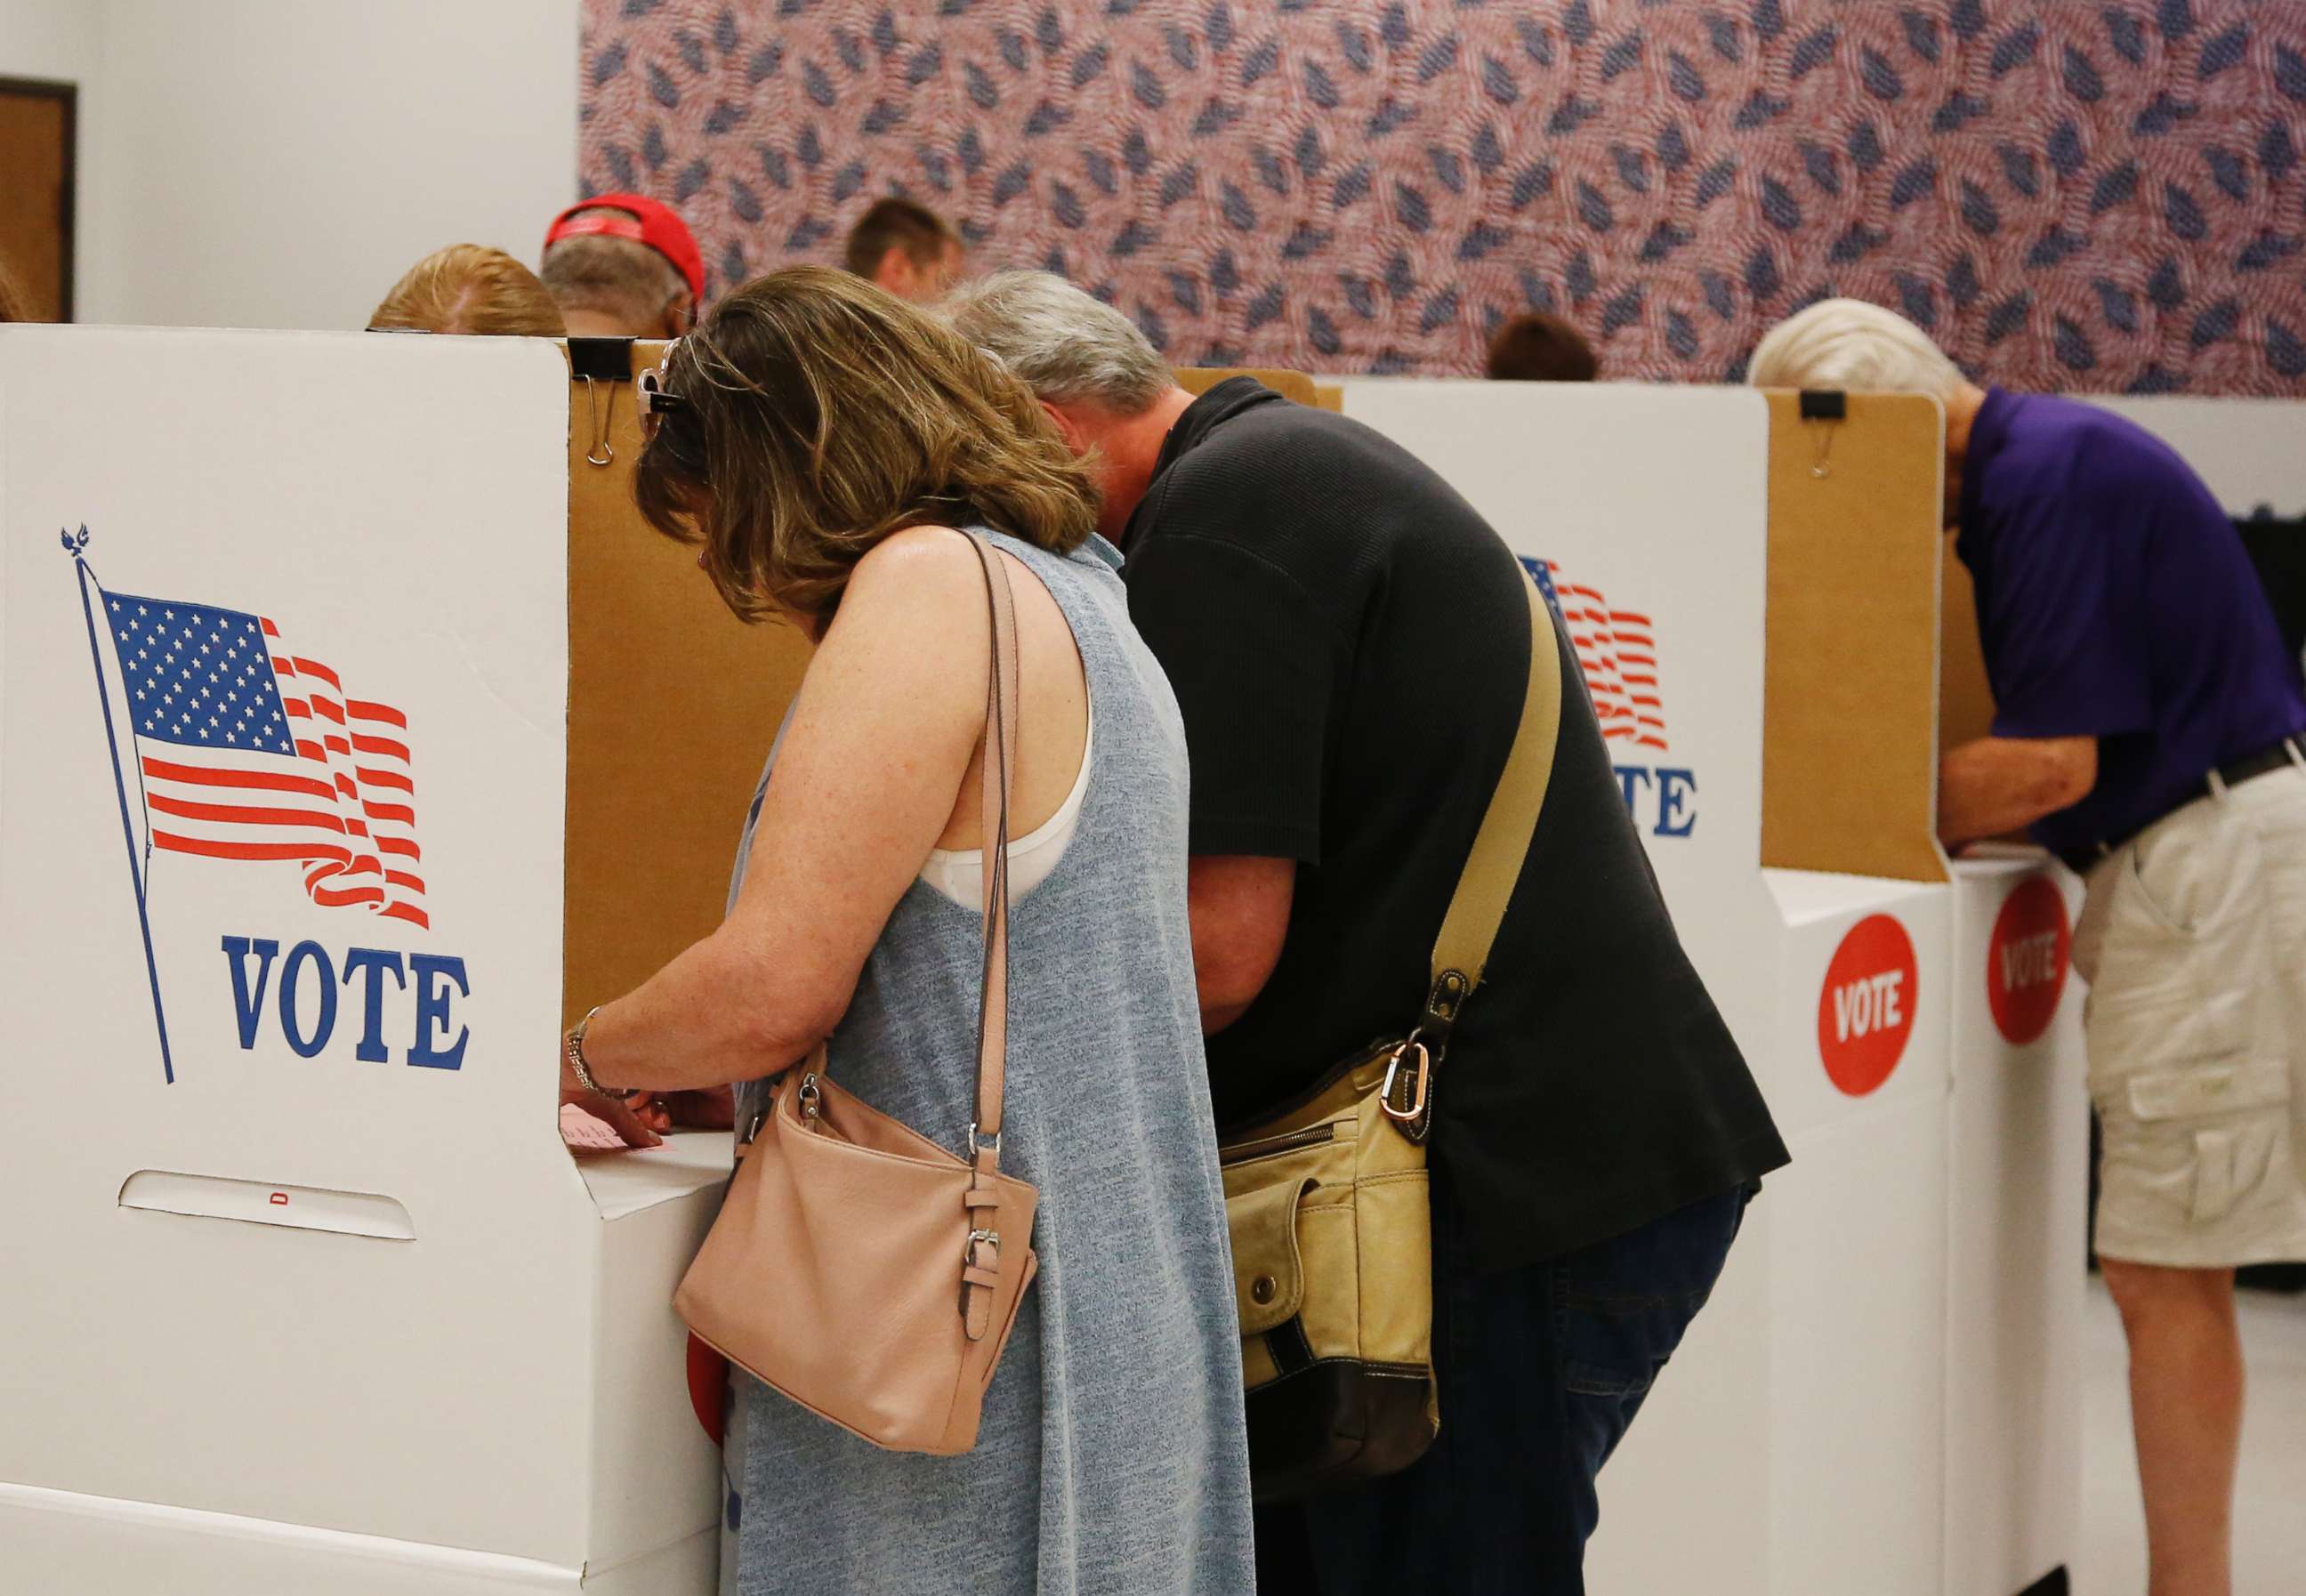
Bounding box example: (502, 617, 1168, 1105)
(540, 193, 706, 338)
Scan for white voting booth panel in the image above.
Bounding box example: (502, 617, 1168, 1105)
(1341, 380, 1956, 1596)
(1943, 852, 2088, 1596)
(0, 328, 723, 1592)
(2086, 395, 2306, 516)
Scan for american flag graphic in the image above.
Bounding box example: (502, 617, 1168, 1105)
(1526, 559, 1668, 754)
(100, 588, 428, 929)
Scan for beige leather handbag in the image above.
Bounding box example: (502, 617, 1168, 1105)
(675, 531, 1041, 1455)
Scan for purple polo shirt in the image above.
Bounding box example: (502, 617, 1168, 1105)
(1956, 388, 2306, 856)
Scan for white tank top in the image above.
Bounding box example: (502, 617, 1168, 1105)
(919, 708, 1093, 907)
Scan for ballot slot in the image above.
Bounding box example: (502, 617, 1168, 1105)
(117, 1170, 415, 1241)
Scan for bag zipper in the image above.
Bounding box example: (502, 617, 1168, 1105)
(1214, 1035, 1399, 1141)
(1218, 1123, 1335, 1167)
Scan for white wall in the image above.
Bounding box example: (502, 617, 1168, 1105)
(2088, 396, 2306, 516)
(3, 0, 578, 330)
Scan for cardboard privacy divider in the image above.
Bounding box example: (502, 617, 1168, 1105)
(1174, 365, 1319, 405)
(1762, 391, 1949, 885)
(563, 338, 811, 1027)
(0, 326, 797, 1593)
(1337, 379, 2079, 1596)
(1173, 364, 1338, 410)
(1940, 541, 2000, 751)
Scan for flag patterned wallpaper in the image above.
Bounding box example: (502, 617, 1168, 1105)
(580, 0, 2306, 392)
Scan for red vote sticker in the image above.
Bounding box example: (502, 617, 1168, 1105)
(1987, 875, 2071, 1045)
(1818, 915, 1919, 1097)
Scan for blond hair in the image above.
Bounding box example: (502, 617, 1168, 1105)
(368, 245, 565, 336)
(633, 266, 1099, 626)
(1746, 298, 1968, 399)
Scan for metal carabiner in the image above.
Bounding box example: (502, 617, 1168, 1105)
(1378, 1040, 1431, 1126)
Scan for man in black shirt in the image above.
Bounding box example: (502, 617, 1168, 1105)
(947, 272, 1787, 1594)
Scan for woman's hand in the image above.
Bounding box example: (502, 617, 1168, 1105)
(560, 1052, 663, 1148)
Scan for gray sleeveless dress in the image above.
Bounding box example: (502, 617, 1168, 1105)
(718, 531, 1254, 1596)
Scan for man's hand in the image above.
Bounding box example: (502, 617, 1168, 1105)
(1939, 734, 2098, 849)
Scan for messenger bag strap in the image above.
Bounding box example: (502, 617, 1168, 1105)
(1383, 564, 1563, 1140)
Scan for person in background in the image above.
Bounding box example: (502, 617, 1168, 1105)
(561, 266, 1254, 1594)
(1484, 311, 1600, 382)
(367, 245, 564, 336)
(1752, 298, 2306, 1596)
(843, 197, 964, 302)
(947, 270, 1786, 1596)
(539, 193, 705, 337)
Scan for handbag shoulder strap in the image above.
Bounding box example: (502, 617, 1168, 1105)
(959, 530, 1020, 1166)
(1418, 564, 1564, 1044)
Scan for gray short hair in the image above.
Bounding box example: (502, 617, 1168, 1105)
(939, 270, 1173, 414)
(1746, 298, 1968, 401)
(540, 213, 689, 323)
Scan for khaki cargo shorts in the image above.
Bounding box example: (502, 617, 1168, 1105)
(2072, 762, 2306, 1269)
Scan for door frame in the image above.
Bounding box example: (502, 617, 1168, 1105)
(0, 75, 77, 320)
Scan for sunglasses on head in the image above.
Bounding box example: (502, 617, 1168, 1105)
(635, 339, 687, 441)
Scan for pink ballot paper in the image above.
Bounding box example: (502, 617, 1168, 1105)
(560, 1102, 656, 1151)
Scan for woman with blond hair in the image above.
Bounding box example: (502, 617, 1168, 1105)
(367, 244, 563, 335)
(557, 267, 1253, 1594)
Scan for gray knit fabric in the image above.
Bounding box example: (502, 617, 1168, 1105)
(721, 531, 1254, 1596)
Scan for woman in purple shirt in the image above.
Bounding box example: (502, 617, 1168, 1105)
(1754, 299, 2306, 1596)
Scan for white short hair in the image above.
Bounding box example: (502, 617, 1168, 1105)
(938, 270, 1173, 415)
(1746, 298, 1967, 400)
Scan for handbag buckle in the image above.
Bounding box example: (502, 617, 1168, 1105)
(795, 1072, 824, 1122)
(1379, 1040, 1431, 1129)
(965, 1228, 1001, 1262)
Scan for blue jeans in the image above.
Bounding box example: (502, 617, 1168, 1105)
(1254, 1173, 1754, 1596)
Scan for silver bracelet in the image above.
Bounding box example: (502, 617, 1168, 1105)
(565, 1004, 608, 1094)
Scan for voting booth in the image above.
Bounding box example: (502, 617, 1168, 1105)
(1339, 380, 2084, 1596)
(1934, 552, 2092, 1596)
(0, 326, 805, 1592)
(0, 323, 2092, 1592)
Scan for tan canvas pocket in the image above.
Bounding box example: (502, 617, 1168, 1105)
(2126, 1058, 2291, 1123)
(2119, 840, 2200, 940)
(2125, 1059, 2294, 1224)
(1228, 1175, 1313, 1338)
(1353, 1166, 1432, 1372)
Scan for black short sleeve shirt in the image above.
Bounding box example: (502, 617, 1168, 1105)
(1122, 380, 1788, 1271)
